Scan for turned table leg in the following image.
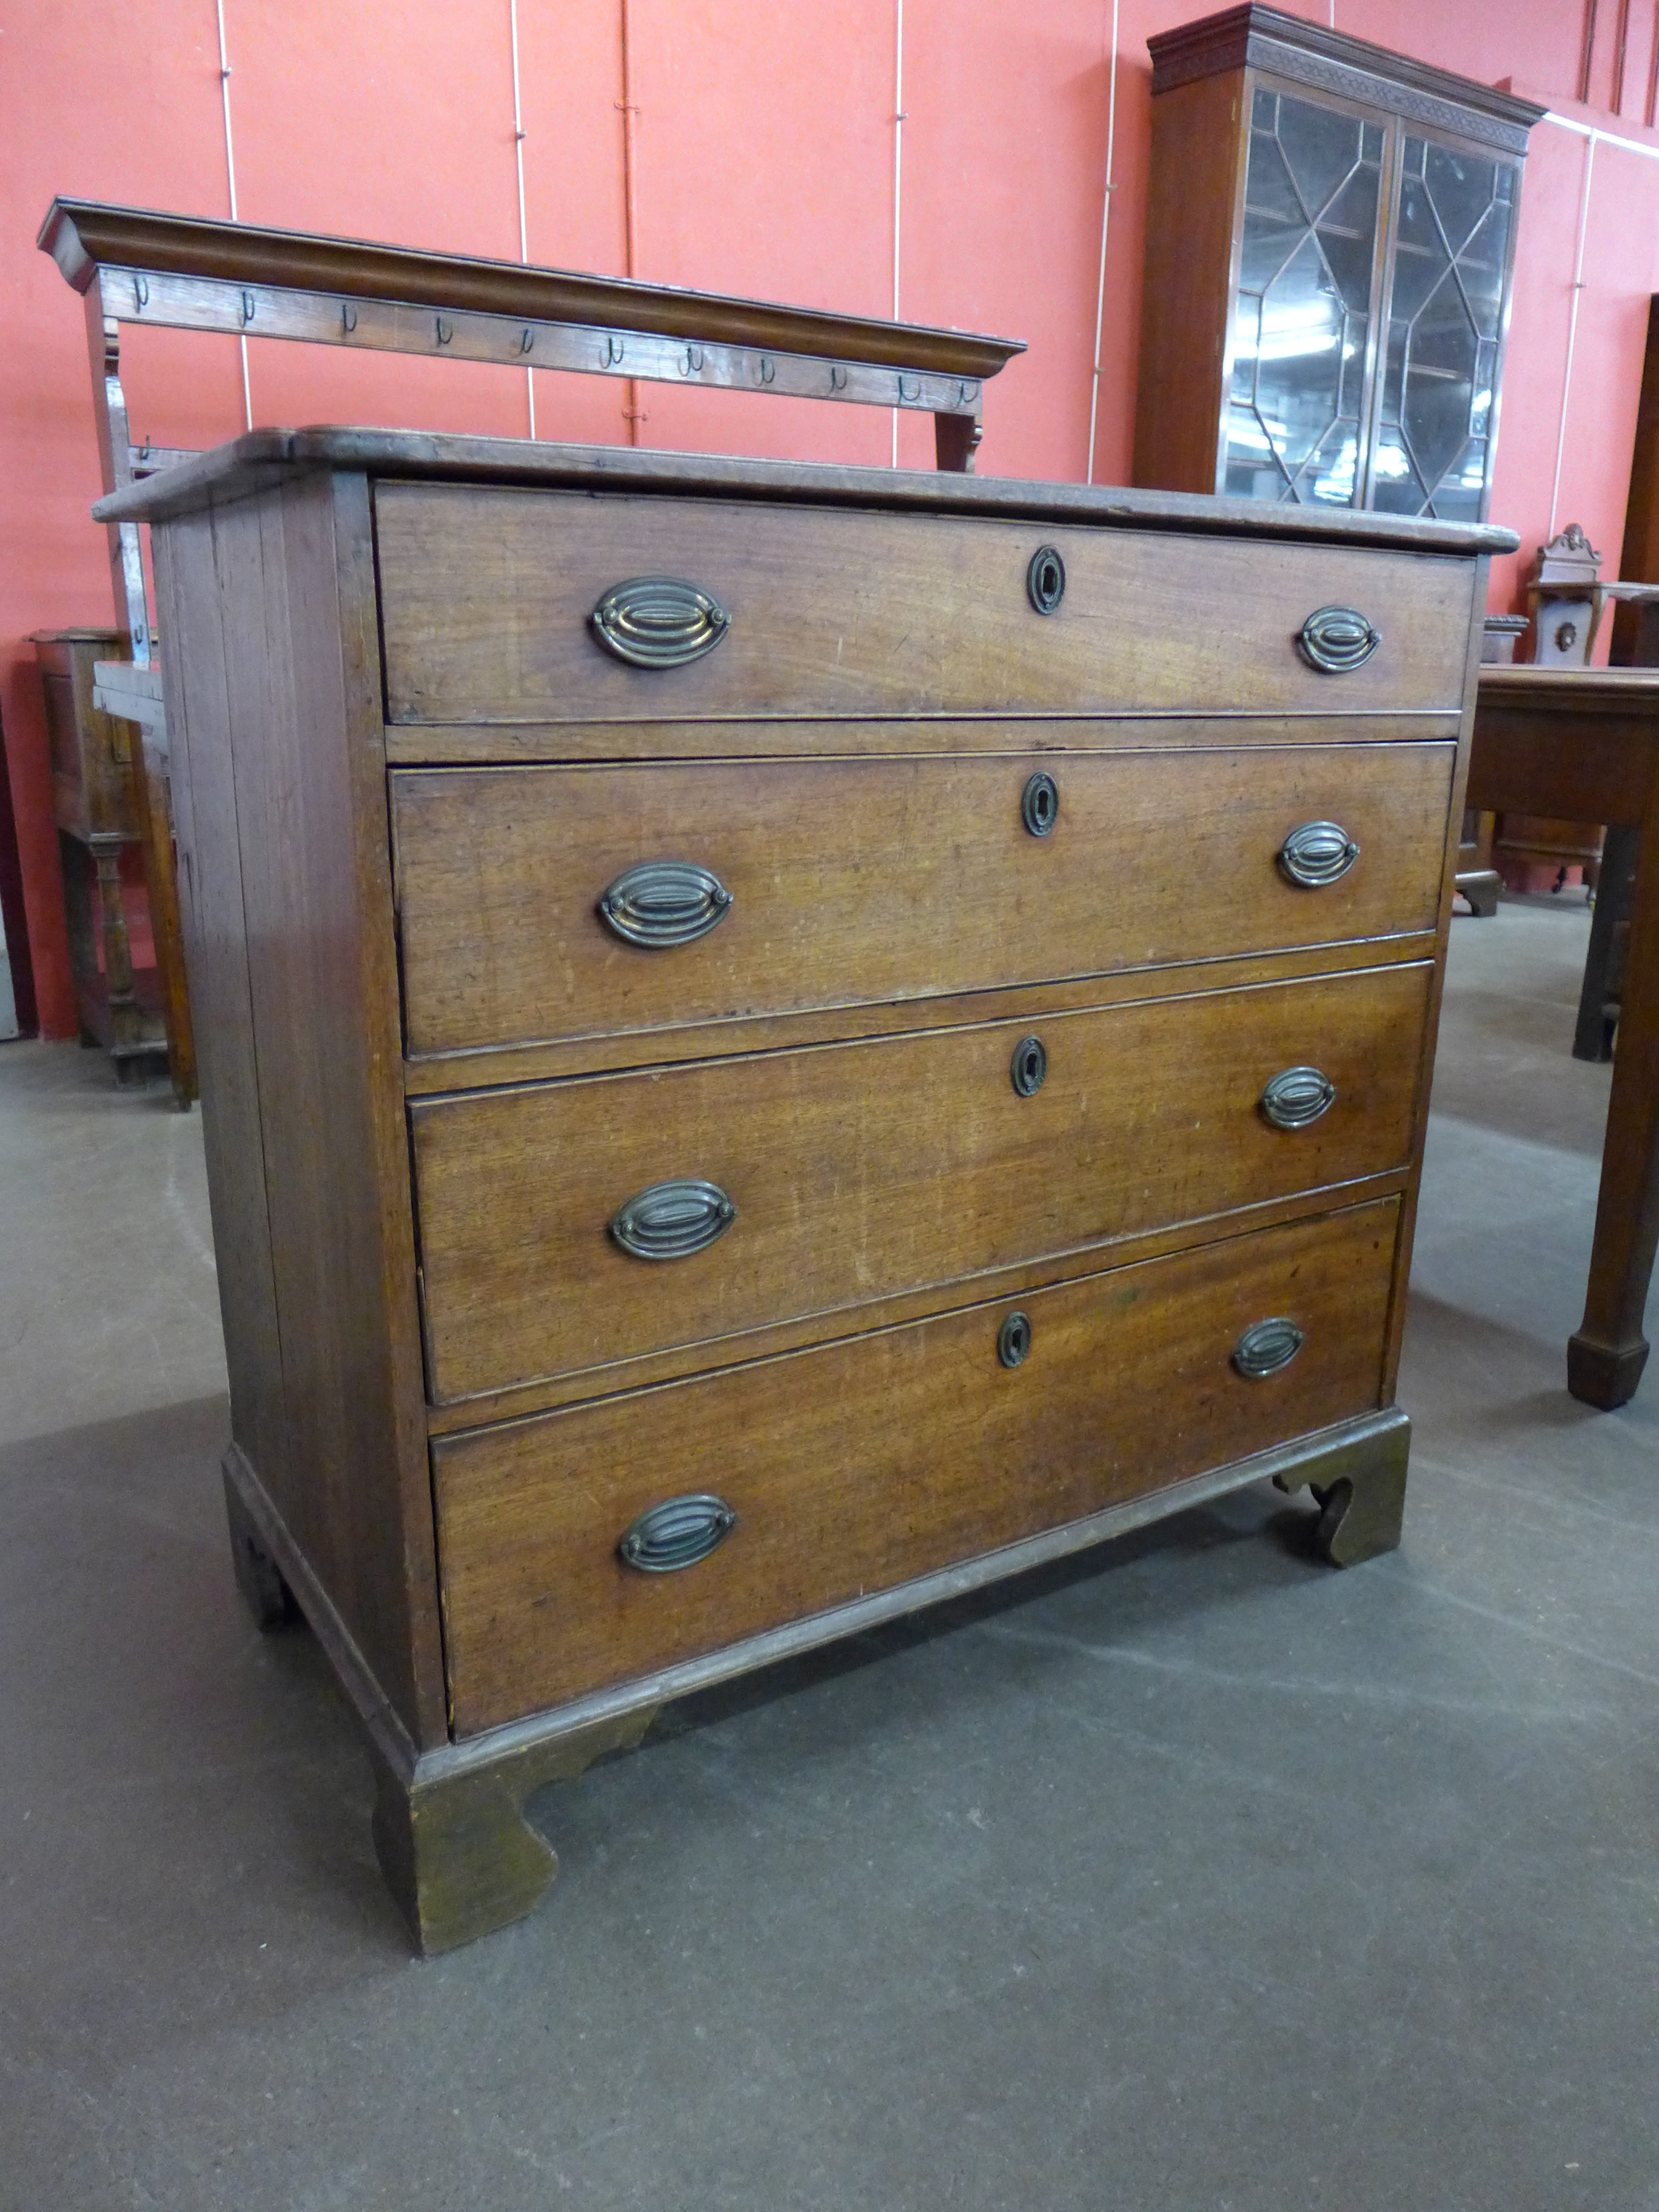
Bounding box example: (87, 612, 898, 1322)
(1569, 779, 1659, 1408)
(370, 1710, 658, 1954)
(1274, 1408, 1410, 1567)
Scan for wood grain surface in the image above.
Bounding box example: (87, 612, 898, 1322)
(411, 962, 1430, 1403)
(375, 485, 1476, 723)
(433, 1197, 1401, 1732)
(383, 709, 1462, 768)
(155, 476, 447, 1742)
(392, 743, 1453, 1060)
(1133, 69, 1244, 497)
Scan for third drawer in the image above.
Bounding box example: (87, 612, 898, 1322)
(411, 960, 1432, 1404)
(392, 743, 1455, 1059)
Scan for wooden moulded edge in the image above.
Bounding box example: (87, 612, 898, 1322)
(40, 197, 1024, 378)
(1147, 2, 1546, 150)
(92, 426, 1521, 555)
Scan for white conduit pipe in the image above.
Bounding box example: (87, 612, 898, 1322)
(509, 0, 535, 437)
(1549, 127, 1597, 539)
(891, 0, 905, 467)
(1085, 0, 1120, 484)
(215, 0, 253, 431)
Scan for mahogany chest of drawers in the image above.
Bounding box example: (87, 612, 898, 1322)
(102, 429, 1509, 1951)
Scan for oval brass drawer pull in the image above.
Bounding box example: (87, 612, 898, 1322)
(1233, 1316, 1304, 1379)
(1260, 1065, 1335, 1130)
(618, 1493, 737, 1572)
(591, 575, 731, 668)
(599, 860, 733, 948)
(611, 1178, 736, 1260)
(1278, 819, 1359, 887)
(1298, 604, 1380, 673)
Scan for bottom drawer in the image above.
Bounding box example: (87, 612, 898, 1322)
(434, 1198, 1401, 1734)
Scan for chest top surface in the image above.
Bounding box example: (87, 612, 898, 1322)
(94, 423, 1519, 557)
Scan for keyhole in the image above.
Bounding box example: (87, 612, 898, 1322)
(1011, 1035, 1047, 1097)
(1027, 545, 1066, 615)
(1022, 773, 1059, 837)
(997, 1311, 1033, 1368)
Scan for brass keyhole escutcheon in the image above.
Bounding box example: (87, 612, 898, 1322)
(1011, 1035, 1047, 1097)
(1022, 773, 1059, 837)
(997, 1311, 1033, 1368)
(1027, 545, 1066, 615)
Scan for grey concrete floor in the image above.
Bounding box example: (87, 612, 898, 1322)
(1, 901, 1656, 2212)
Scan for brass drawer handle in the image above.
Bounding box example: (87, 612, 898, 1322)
(1279, 820, 1359, 887)
(1022, 772, 1059, 837)
(611, 1178, 736, 1260)
(1233, 1316, 1304, 1379)
(1010, 1035, 1047, 1097)
(591, 575, 731, 668)
(618, 1493, 737, 1572)
(1298, 604, 1380, 673)
(1260, 1065, 1335, 1130)
(599, 860, 732, 948)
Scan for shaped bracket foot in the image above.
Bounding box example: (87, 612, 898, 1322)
(1273, 1409, 1409, 1567)
(370, 1708, 659, 1954)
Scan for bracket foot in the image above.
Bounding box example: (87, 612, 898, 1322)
(370, 1708, 659, 1954)
(1273, 1409, 1409, 1567)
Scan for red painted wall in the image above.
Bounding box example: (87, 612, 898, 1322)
(1, 1, 1654, 1034)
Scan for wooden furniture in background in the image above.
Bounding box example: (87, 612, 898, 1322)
(101, 422, 1507, 1949)
(1611, 295, 1659, 669)
(30, 629, 174, 1085)
(1529, 522, 1600, 666)
(0, 704, 38, 1039)
(39, 201, 1023, 1115)
(1134, 4, 1541, 521)
(1455, 614, 1529, 915)
(1469, 666, 1659, 1409)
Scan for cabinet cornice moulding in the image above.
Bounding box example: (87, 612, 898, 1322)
(1150, 4, 1546, 154)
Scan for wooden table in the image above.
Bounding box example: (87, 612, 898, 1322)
(1468, 666, 1659, 1406)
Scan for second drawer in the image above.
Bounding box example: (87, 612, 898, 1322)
(411, 961, 1431, 1403)
(390, 743, 1453, 1060)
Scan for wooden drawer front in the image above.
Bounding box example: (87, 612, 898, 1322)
(412, 962, 1429, 1403)
(376, 484, 1474, 724)
(434, 1198, 1400, 1732)
(392, 745, 1453, 1059)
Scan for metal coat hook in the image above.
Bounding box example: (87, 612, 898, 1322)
(340, 303, 358, 334)
(240, 289, 256, 324)
(435, 316, 453, 345)
(604, 333, 626, 367)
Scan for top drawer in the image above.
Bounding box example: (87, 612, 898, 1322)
(375, 485, 1476, 725)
